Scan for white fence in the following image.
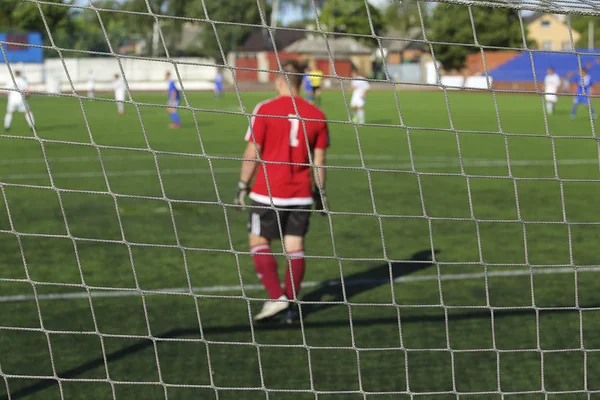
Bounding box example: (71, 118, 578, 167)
(0, 57, 218, 93)
(440, 75, 492, 90)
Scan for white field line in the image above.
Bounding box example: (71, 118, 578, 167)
(1, 266, 599, 303)
(0, 154, 412, 166)
(0, 153, 597, 165)
(1, 158, 598, 181)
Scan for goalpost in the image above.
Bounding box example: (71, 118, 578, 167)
(2, 0, 600, 398)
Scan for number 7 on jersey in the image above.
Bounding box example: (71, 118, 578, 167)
(288, 114, 299, 147)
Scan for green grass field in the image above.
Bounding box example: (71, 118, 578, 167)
(1, 88, 600, 400)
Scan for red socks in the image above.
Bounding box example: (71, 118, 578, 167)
(285, 250, 305, 300)
(251, 246, 306, 300)
(251, 245, 283, 300)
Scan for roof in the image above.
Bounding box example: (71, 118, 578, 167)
(238, 28, 305, 52)
(382, 27, 426, 53)
(522, 12, 567, 24)
(283, 37, 372, 55)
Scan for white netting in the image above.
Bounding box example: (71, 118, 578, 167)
(1, 0, 599, 399)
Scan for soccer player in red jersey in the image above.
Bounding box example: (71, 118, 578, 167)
(234, 59, 330, 323)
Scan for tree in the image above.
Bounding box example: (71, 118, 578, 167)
(384, 0, 428, 33)
(69, 1, 130, 55)
(571, 16, 600, 49)
(318, 0, 384, 44)
(185, 0, 269, 61)
(429, 2, 524, 71)
(9, 0, 74, 35)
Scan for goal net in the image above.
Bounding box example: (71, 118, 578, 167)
(0, 0, 599, 399)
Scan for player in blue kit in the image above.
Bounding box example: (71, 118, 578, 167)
(166, 72, 181, 128)
(214, 70, 224, 99)
(569, 68, 598, 120)
(303, 68, 313, 103)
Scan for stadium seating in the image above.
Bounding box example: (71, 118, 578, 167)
(489, 49, 600, 82)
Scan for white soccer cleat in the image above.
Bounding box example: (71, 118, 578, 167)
(253, 295, 289, 322)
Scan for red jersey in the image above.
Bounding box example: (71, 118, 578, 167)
(245, 96, 329, 206)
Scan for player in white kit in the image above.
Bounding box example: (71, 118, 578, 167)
(4, 71, 35, 132)
(87, 70, 95, 98)
(544, 67, 561, 115)
(350, 70, 370, 124)
(113, 74, 126, 115)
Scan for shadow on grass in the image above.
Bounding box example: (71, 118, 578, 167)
(7, 249, 595, 399)
(299, 249, 437, 317)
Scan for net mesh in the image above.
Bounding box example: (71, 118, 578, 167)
(1, 0, 600, 398)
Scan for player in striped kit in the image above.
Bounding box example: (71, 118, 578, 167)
(235, 59, 330, 323)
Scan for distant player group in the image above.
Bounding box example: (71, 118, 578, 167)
(3, 63, 370, 134)
(544, 66, 597, 119)
(302, 63, 371, 123)
(107, 71, 183, 128)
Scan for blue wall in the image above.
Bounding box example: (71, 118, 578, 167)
(490, 49, 600, 82)
(0, 33, 43, 63)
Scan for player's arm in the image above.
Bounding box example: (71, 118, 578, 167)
(312, 122, 329, 215)
(236, 107, 266, 209)
(313, 148, 326, 190)
(312, 148, 328, 215)
(235, 141, 261, 209)
(240, 141, 261, 184)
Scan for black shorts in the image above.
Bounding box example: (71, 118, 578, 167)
(311, 86, 320, 95)
(248, 201, 312, 239)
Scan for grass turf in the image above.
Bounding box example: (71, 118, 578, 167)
(0, 89, 600, 399)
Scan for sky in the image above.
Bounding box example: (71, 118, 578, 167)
(279, 0, 391, 25)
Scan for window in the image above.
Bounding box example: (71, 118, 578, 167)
(563, 41, 572, 51)
(541, 20, 551, 27)
(542, 41, 552, 50)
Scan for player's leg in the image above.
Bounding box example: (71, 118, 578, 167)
(281, 207, 311, 324)
(589, 98, 598, 119)
(24, 111, 35, 129)
(21, 102, 34, 129)
(313, 87, 321, 106)
(4, 112, 12, 131)
(249, 202, 289, 321)
(117, 101, 125, 115)
(545, 95, 553, 115)
(167, 101, 181, 128)
(306, 89, 314, 103)
(4, 102, 14, 131)
(571, 98, 579, 119)
(282, 208, 310, 300)
(350, 106, 358, 123)
(356, 106, 366, 124)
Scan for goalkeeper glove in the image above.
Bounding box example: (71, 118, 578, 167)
(313, 187, 328, 216)
(234, 181, 250, 209)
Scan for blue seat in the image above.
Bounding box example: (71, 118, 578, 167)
(489, 49, 600, 82)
